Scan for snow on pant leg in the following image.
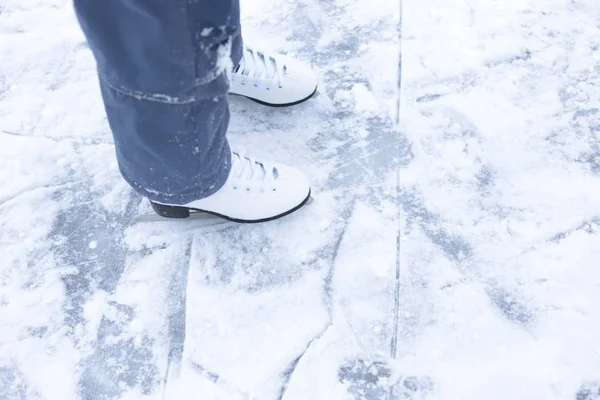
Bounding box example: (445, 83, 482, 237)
(73, 0, 243, 204)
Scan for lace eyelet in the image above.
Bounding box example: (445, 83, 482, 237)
(246, 188, 251, 192)
(272, 188, 277, 192)
(233, 186, 238, 190)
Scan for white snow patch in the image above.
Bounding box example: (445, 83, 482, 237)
(351, 83, 379, 113)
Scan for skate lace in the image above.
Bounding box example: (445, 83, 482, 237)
(231, 152, 277, 189)
(232, 47, 286, 90)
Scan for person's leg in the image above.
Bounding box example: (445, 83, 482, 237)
(74, 0, 312, 222)
(73, 0, 243, 204)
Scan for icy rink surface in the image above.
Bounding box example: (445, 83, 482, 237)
(1, 0, 599, 399)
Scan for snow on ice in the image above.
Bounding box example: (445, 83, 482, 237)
(1, 0, 599, 399)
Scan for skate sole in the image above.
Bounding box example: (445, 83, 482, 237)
(151, 190, 312, 224)
(229, 86, 318, 108)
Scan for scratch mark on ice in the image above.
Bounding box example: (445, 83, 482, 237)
(279, 201, 355, 400)
(277, 324, 333, 400)
(162, 238, 192, 396)
(0, 129, 112, 145)
(188, 361, 249, 399)
(0, 179, 88, 208)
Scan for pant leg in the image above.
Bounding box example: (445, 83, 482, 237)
(74, 0, 244, 204)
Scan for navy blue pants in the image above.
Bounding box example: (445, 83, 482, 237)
(74, 0, 243, 204)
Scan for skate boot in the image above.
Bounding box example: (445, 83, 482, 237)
(229, 46, 318, 107)
(150, 152, 311, 223)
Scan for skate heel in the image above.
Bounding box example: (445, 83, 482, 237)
(150, 202, 191, 219)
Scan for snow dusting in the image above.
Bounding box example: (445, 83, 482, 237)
(1, 0, 599, 399)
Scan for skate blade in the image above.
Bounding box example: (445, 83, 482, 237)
(134, 211, 229, 225)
